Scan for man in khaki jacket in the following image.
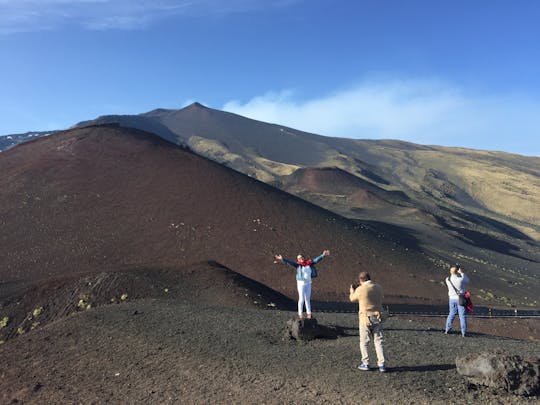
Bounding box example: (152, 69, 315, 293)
(349, 271, 387, 372)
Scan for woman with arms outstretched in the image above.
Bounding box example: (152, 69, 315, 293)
(274, 250, 330, 319)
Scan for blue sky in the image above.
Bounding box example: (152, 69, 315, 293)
(1, 0, 539, 156)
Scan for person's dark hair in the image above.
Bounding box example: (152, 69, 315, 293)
(359, 271, 371, 282)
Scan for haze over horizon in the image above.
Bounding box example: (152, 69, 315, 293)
(1, 0, 539, 156)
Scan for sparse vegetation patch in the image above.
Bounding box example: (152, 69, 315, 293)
(77, 294, 92, 310)
(0, 316, 9, 329)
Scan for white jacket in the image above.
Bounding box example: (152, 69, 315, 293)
(446, 273, 469, 298)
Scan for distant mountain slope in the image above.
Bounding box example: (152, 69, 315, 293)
(75, 103, 540, 237)
(1, 125, 465, 306)
(0, 131, 55, 152)
(73, 104, 540, 302)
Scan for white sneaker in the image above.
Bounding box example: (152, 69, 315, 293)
(358, 364, 370, 371)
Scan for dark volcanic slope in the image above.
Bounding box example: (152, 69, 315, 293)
(142, 103, 331, 166)
(79, 103, 331, 166)
(0, 125, 446, 304)
(0, 262, 296, 342)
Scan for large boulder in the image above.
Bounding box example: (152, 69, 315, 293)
(456, 349, 540, 396)
(285, 318, 342, 341)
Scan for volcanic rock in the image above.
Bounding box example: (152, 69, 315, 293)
(456, 349, 540, 396)
(285, 318, 342, 341)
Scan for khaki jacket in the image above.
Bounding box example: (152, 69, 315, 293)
(349, 280, 386, 326)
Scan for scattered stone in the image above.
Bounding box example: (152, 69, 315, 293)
(285, 318, 342, 341)
(456, 349, 540, 396)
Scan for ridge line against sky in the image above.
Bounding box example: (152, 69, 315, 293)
(1, 0, 539, 156)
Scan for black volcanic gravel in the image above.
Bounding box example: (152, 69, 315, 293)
(1, 299, 538, 404)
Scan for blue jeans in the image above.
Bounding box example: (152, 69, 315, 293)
(446, 298, 467, 336)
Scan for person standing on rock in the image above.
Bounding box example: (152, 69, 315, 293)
(445, 264, 470, 337)
(349, 271, 387, 373)
(274, 250, 330, 320)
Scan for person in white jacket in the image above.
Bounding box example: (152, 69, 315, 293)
(445, 265, 470, 337)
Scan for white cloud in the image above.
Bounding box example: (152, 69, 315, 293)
(0, 0, 302, 34)
(222, 78, 540, 156)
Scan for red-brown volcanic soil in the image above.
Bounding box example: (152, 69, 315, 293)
(348, 189, 387, 208)
(287, 167, 374, 195)
(0, 125, 443, 304)
(284, 167, 397, 209)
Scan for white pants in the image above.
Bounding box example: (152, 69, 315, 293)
(296, 282, 312, 316)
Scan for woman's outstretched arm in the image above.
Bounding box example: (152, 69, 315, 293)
(312, 249, 330, 264)
(274, 254, 298, 268)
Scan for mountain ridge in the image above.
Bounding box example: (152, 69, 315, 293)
(2, 124, 538, 308)
(1, 124, 453, 303)
(73, 103, 540, 257)
(2, 104, 539, 309)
